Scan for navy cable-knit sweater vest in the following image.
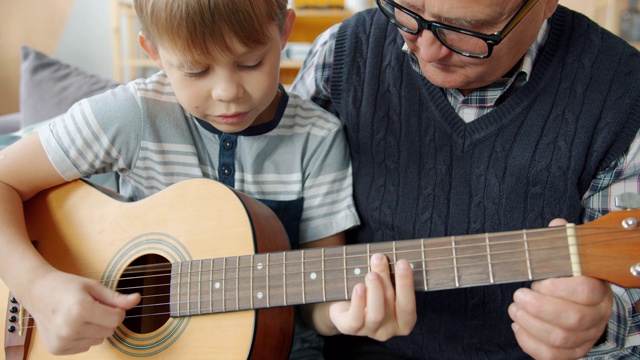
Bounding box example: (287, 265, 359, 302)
(327, 5, 640, 359)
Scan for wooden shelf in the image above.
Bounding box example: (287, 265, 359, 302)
(294, 9, 353, 18)
(281, 9, 353, 84)
(289, 9, 352, 43)
(280, 59, 305, 70)
(111, 1, 351, 85)
(111, 0, 158, 82)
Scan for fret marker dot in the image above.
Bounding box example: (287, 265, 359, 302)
(354, 268, 361, 275)
(214, 282, 221, 289)
(257, 263, 263, 270)
(257, 292, 264, 299)
(410, 263, 415, 269)
(310, 272, 317, 280)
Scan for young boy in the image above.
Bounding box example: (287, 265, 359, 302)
(0, 0, 361, 357)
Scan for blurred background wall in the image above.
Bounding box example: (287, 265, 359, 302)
(0, 1, 113, 116)
(0, 0, 635, 117)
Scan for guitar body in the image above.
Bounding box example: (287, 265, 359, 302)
(1, 179, 294, 359)
(4, 178, 640, 359)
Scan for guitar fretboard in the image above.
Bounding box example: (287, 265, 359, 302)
(169, 226, 574, 317)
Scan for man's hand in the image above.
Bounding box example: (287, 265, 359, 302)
(508, 219, 613, 359)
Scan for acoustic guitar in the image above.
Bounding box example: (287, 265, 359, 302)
(2, 178, 640, 359)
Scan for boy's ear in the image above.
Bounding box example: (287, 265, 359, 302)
(280, 9, 297, 50)
(138, 32, 164, 69)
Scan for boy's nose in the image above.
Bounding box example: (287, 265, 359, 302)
(211, 77, 243, 102)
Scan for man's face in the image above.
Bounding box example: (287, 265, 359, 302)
(395, 0, 556, 94)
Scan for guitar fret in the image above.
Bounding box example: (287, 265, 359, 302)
(235, 256, 240, 310)
(176, 263, 182, 315)
(187, 261, 192, 314)
(283, 252, 287, 306)
(343, 247, 348, 299)
(421, 239, 428, 290)
(250, 255, 255, 309)
(198, 260, 202, 314)
(486, 233, 494, 284)
(209, 259, 213, 313)
(321, 248, 326, 302)
(392, 241, 397, 270)
(266, 253, 270, 308)
(301, 250, 306, 304)
(523, 230, 533, 280)
(222, 257, 226, 312)
(366, 243, 371, 273)
(452, 236, 459, 288)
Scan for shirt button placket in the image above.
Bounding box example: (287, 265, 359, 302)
(218, 133, 237, 187)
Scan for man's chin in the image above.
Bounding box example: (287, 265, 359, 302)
(423, 71, 483, 94)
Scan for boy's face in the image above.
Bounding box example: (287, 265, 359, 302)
(144, 17, 293, 133)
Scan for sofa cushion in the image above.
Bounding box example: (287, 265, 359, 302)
(0, 112, 21, 135)
(19, 46, 120, 128)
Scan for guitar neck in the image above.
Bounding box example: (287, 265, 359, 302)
(169, 226, 578, 317)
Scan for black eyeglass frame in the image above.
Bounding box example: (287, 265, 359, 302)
(375, 0, 540, 59)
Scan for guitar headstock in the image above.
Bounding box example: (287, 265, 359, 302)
(578, 210, 640, 288)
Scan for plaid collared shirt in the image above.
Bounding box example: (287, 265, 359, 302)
(290, 18, 640, 358)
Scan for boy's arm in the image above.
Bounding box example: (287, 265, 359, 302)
(0, 133, 67, 289)
(298, 233, 417, 340)
(0, 133, 139, 355)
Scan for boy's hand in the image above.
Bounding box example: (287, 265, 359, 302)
(328, 253, 417, 341)
(26, 270, 140, 355)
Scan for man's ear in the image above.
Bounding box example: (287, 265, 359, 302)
(138, 32, 164, 69)
(280, 9, 297, 51)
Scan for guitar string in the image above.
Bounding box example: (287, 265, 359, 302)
(112, 224, 634, 283)
(13, 237, 637, 333)
(116, 229, 640, 314)
(132, 239, 635, 315)
(10, 227, 639, 328)
(99, 224, 619, 278)
(70, 226, 637, 299)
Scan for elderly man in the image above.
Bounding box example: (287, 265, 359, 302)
(292, 0, 640, 358)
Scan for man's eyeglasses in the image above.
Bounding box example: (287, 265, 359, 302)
(375, 0, 539, 59)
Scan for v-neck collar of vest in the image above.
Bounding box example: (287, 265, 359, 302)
(427, 10, 564, 151)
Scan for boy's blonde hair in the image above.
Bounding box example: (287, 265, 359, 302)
(134, 0, 289, 65)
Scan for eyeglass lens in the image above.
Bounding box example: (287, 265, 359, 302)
(378, 0, 491, 56)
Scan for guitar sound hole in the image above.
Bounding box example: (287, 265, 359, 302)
(117, 254, 171, 334)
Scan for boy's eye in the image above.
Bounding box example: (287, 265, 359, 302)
(239, 61, 262, 70)
(184, 68, 209, 78)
